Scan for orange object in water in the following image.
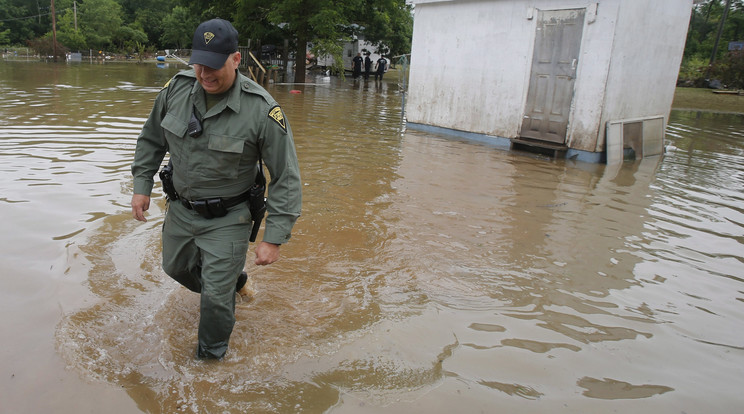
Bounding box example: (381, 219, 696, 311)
(290, 90, 302, 94)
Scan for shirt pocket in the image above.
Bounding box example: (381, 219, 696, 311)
(161, 112, 188, 155)
(198, 133, 245, 180)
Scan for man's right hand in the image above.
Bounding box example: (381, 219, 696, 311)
(254, 241, 280, 265)
(131, 194, 151, 222)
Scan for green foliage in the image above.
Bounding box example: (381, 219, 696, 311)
(27, 33, 68, 57)
(1, 0, 412, 65)
(311, 37, 345, 76)
(56, 6, 86, 51)
(56, 27, 87, 51)
(183, 0, 234, 22)
(160, 6, 198, 49)
(0, 0, 49, 45)
(683, 0, 744, 87)
(134, 40, 145, 61)
(685, 1, 744, 64)
(80, 0, 124, 50)
(358, 0, 413, 57)
(678, 55, 710, 87)
(231, 0, 412, 81)
(115, 24, 148, 51)
(134, 6, 170, 48)
(708, 50, 744, 88)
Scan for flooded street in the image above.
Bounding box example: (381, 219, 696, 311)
(1, 61, 742, 413)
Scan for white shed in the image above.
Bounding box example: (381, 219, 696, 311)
(405, 0, 698, 163)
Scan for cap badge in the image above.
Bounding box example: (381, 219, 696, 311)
(204, 32, 215, 45)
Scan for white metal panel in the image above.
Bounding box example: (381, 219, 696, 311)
(642, 117, 665, 157)
(606, 115, 665, 160)
(605, 122, 624, 165)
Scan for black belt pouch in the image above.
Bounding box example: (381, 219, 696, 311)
(191, 198, 228, 219)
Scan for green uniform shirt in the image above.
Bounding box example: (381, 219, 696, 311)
(132, 69, 301, 244)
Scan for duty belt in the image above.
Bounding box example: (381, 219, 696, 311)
(180, 191, 251, 219)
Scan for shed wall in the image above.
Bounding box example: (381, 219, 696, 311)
(564, 2, 618, 151)
(598, 0, 693, 151)
(407, 0, 532, 138)
(407, 0, 693, 155)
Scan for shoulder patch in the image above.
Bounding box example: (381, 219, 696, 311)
(268, 106, 287, 132)
(162, 70, 195, 90)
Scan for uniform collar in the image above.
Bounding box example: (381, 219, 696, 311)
(191, 69, 242, 118)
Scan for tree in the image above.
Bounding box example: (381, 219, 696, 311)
(181, 0, 235, 22)
(232, 0, 341, 82)
(0, 0, 49, 45)
(79, 0, 124, 50)
(56, 10, 87, 51)
(233, 0, 412, 82)
(114, 24, 148, 51)
(120, 0, 176, 48)
(27, 33, 68, 57)
(357, 0, 413, 58)
(685, 0, 744, 62)
(0, 28, 10, 45)
(161, 6, 198, 49)
(2, 0, 413, 68)
(681, 0, 744, 86)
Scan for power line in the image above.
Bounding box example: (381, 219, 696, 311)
(0, 8, 71, 23)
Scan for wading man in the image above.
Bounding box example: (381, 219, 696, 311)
(352, 52, 363, 79)
(130, 19, 301, 359)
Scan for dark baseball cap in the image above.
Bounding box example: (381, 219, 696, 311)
(189, 19, 239, 69)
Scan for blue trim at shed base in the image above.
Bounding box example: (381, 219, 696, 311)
(566, 149, 604, 163)
(406, 122, 512, 149)
(406, 122, 605, 164)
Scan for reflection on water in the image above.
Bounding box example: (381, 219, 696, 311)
(1, 61, 743, 413)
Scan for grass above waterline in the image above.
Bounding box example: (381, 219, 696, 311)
(673, 87, 744, 114)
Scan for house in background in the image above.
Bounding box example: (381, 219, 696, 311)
(404, 0, 700, 163)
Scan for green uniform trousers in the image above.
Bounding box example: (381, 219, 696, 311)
(161, 199, 252, 359)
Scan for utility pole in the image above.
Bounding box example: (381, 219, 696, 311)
(74, 1, 77, 31)
(710, 0, 733, 65)
(51, 0, 57, 61)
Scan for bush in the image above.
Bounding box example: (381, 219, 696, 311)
(26, 35, 68, 59)
(708, 50, 744, 89)
(678, 52, 744, 90)
(678, 56, 709, 87)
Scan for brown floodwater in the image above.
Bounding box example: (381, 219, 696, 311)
(1, 60, 742, 413)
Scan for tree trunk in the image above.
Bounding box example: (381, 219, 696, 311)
(294, 31, 307, 83)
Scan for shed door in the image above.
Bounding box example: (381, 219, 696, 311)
(521, 9, 585, 144)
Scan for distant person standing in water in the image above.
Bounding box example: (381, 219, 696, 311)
(374, 55, 388, 81)
(364, 53, 372, 80)
(352, 52, 363, 79)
